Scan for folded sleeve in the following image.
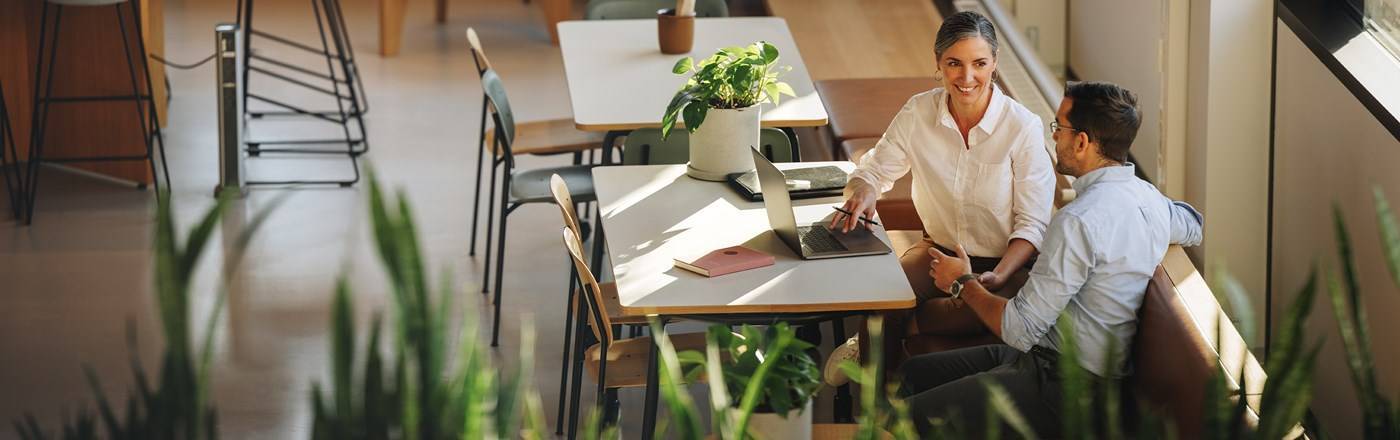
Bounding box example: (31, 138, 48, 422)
(848, 98, 918, 193)
(1168, 200, 1204, 246)
(1001, 212, 1094, 351)
(1007, 118, 1056, 249)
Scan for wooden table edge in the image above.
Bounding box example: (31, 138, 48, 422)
(575, 119, 830, 132)
(619, 298, 916, 316)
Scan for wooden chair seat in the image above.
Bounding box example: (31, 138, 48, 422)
(583, 331, 711, 388)
(486, 118, 605, 157)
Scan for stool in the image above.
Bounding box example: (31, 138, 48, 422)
(235, 0, 368, 186)
(814, 77, 934, 159)
(844, 137, 921, 231)
(1, 81, 21, 219)
(25, 0, 171, 224)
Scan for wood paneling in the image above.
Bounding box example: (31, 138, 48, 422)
(0, 0, 166, 184)
(764, 0, 941, 80)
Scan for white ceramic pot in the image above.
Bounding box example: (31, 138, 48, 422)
(728, 402, 812, 440)
(686, 104, 761, 181)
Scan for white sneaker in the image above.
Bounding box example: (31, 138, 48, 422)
(823, 336, 860, 387)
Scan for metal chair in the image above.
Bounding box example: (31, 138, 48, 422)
(584, 0, 729, 19)
(558, 226, 708, 439)
(478, 65, 598, 348)
(466, 28, 606, 268)
(24, 0, 171, 224)
(548, 174, 648, 436)
(621, 127, 799, 165)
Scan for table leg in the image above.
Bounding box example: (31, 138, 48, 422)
(378, 0, 405, 56)
(434, 0, 446, 23)
(539, 0, 569, 45)
(640, 338, 660, 440)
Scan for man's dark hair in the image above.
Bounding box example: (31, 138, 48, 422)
(1064, 81, 1141, 163)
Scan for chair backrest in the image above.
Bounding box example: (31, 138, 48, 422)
(621, 127, 796, 165)
(480, 69, 515, 155)
(549, 174, 582, 236)
(465, 28, 492, 76)
(560, 227, 614, 345)
(584, 0, 729, 20)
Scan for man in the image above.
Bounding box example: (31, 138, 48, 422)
(898, 81, 1204, 435)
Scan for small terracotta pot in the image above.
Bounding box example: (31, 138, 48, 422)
(657, 8, 694, 54)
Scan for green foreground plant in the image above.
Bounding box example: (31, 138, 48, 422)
(660, 41, 795, 139)
(308, 174, 548, 439)
(13, 193, 281, 440)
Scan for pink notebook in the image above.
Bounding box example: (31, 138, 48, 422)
(674, 246, 775, 277)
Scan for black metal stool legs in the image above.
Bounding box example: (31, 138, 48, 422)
(23, 1, 167, 224)
(0, 82, 22, 219)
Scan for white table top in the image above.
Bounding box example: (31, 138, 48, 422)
(558, 17, 829, 132)
(593, 163, 916, 316)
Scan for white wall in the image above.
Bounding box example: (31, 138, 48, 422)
(1273, 24, 1400, 439)
(1183, 0, 1273, 333)
(1067, 0, 1166, 184)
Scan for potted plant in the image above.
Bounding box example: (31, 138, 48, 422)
(677, 323, 820, 439)
(661, 41, 796, 181)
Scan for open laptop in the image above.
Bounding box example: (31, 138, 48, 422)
(751, 148, 892, 259)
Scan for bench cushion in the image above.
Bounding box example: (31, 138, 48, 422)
(1131, 265, 1219, 438)
(816, 77, 936, 152)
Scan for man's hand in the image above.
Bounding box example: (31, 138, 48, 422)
(928, 244, 973, 292)
(829, 178, 879, 233)
(978, 271, 1006, 292)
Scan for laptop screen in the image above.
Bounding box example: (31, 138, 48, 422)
(750, 148, 802, 251)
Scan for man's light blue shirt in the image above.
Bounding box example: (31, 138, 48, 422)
(1000, 163, 1203, 377)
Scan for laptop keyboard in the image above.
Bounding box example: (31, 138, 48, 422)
(799, 226, 848, 253)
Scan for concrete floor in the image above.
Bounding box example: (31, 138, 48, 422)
(0, 0, 842, 438)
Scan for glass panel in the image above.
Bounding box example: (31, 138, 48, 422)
(1366, 0, 1400, 60)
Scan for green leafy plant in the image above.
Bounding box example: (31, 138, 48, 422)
(660, 41, 795, 139)
(13, 193, 280, 440)
(681, 323, 819, 417)
(308, 172, 549, 439)
(1319, 186, 1400, 439)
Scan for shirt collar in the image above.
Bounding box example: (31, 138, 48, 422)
(1071, 162, 1137, 193)
(939, 84, 1008, 136)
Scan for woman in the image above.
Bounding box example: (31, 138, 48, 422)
(823, 11, 1056, 386)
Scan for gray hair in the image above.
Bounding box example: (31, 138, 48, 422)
(934, 11, 998, 59)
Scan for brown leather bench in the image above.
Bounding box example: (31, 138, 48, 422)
(816, 77, 935, 159)
(845, 138, 921, 231)
(897, 247, 1264, 437)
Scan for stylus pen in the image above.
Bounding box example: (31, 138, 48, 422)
(832, 207, 881, 227)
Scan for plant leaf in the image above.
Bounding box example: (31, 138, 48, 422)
(672, 57, 694, 75)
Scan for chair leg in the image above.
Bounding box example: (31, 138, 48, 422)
(641, 340, 660, 439)
(594, 351, 610, 435)
(481, 155, 500, 294)
(469, 98, 487, 256)
(489, 193, 512, 347)
(566, 311, 589, 440)
(554, 266, 579, 435)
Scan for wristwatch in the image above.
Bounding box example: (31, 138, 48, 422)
(949, 273, 979, 299)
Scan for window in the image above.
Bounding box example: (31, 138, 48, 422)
(1365, 0, 1400, 60)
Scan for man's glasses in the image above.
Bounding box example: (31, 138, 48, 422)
(1050, 120, 1078, 134)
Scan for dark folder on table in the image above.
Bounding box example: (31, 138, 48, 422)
(726, 165, 848, 201)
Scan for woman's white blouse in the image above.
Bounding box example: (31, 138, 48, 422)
(849, 86, 1056, 257)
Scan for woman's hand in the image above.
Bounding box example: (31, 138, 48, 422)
(829, 178, 880, 233)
